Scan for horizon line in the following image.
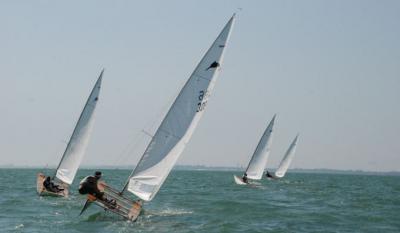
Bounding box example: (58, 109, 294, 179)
(0, 165, 399, 174)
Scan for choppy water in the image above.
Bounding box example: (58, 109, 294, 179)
(0, 169, 399, 232)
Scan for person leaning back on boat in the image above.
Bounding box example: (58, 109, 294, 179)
(43, 176, 64, 193)
(79, 171, 116, 205)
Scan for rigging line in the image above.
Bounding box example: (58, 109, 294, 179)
(110, 86, 179, 168)
(111, 129, 146, 167)
(141, 130, 153, 138)
(119, 76, 188, 194)
(110, 88, 175, 168)
(109, 85, 178, 169)
(110, 90, 178, 168)
(149, 76, 187, 132)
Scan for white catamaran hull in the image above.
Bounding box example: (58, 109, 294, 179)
(36, 173, 69, 197)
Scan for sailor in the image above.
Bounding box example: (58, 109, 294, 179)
(43, 176, 63, 193)
(79, 171, 115, 205)
(242, 173, 248, 183)
(266, 171, 274, 178)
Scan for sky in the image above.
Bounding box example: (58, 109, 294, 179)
(0, 0, 399, 172)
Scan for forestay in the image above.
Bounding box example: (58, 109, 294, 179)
(125, 15, 236, 201)
(245, 115, 276, 180)
(274, 135, 299, 178)
(55, 70, 103, 185)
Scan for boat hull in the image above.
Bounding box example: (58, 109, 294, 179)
(233, 175, 248, 185)
(36, 173, 69, 197)
(81, 181, 142, 221)
(265, 171, 280, 180)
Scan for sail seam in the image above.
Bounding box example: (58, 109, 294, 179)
(159, 128, 181, 140)
(193, 73, 212, 82)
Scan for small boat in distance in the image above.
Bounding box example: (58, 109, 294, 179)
(79, 14, 236, 221)
(36, 70, 103, 197)
(266, 134, 299, 179)
(234, 115, 276, 185)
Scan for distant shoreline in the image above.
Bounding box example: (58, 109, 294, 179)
(0, 165, 399, 176)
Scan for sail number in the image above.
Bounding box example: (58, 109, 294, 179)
(196, 90, 209, 112)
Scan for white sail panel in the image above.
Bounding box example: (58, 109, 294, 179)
(245, 115, 276, 180)
(274, 135, 299, 178)
(127, 15, 235, 201)
(55, 70, 103, 184)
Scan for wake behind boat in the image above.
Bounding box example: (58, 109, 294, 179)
(234, 115, 275, 185)
(79, 14, 236, 221)
(36, 70, 103, 197)
(266, 134, 299, 179)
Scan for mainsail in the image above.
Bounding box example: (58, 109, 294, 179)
(123, 15, 236, 201)
(274, 135, 299, 178)
(55, 70, 103, 185)
(244, 115, 276, 180)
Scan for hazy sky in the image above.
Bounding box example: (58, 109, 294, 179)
(1, 1, 399, 171)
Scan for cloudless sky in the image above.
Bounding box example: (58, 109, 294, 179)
(0, 0, 399, 171)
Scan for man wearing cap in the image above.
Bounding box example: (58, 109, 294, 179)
(79, 171, 115, 205)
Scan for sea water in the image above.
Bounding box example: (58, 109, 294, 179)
(0, 169, 399, 232)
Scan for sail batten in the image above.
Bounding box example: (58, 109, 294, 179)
(55, 70, 103, 185)
(244, 115, 276, 180)
(274, 135, 299, 178)
(124, 15, 235, 201)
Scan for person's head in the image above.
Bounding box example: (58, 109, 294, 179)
(46, 177, 50, 181)
(94, 171, 102, 179)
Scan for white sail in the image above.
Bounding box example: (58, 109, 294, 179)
(274, 135, 299, 178)
(245, 115, 276, 180)
(125, 15, 235, 201)
(55, 70, 103, 185)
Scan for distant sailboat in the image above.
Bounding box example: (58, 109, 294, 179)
(79, 15, 236, 221)
(266, 135, 299, 179)
(234, 115, 276, 185)
(36, 70, 103, 197)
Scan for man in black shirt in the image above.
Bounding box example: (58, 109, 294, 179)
(43, 176, 63, 193)
(79, 171, 115, 205)
(266, 171, 274, 179)
(242, 173, 248, 184)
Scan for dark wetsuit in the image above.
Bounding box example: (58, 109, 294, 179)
(43, 178, 63, 193)
(242, 175, 248, 183)
(79, 176, 106, 201)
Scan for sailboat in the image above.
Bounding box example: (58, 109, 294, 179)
(266, 135, 299, 179)
(36, 70, 103, 197)
(234, 115, 276, 185)
(79, 15, 236, 221)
